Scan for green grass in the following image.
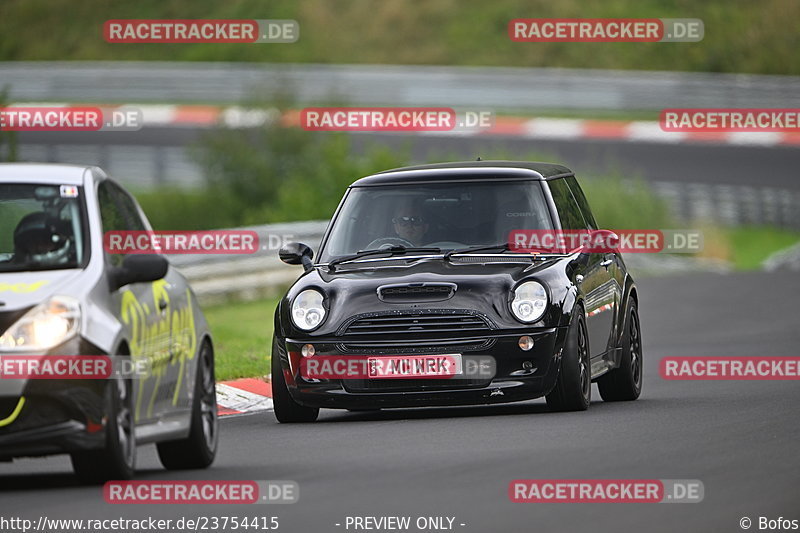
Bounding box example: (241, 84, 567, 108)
(725, 226, 800, 270)
(204, 296, 279, 381)
(1, 0, 798, 75)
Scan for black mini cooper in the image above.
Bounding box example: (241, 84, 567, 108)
(272, 161, 642, 422)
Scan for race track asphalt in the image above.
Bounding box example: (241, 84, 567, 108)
(1, 270, 798, 533)
(19, 127, 800, 190)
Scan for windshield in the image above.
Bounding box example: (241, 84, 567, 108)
(0, 183, 88, 272)
(320, 180, 554, 262)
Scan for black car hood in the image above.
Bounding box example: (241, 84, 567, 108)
(282, 256, 574, 336)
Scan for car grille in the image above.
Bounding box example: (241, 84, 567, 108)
(378, 283, 455, 303)
(342, 377, 490, 393)
(337, 310, 495, 352)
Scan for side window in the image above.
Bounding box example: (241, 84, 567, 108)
(548, 178, 587, 230)
(98, 182, 129, 266)
(565, 176, 598, 230)
(111, 184, 148, 231)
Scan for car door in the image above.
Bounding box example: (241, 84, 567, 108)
(110, 183, 195, 421)
(566, 176, 623, 347)
(120, 189, 197, 419)
(98, 180, 161, 425)
(549, 177, 616, 359)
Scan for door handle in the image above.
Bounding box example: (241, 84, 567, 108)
(158, 298, 169, 311)
(600, 259, 613, 268)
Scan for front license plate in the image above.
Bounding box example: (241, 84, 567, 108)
(367, 354, 463, 379)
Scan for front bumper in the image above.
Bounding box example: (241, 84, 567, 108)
(0, 336, 108, 459)
(280, 327, 569, 409)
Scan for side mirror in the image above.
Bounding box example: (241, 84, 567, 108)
(279, 242, 314, 271)
(110, 254, 169, 291)
(589, 229, 620, 254)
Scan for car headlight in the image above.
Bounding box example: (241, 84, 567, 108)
(510, 281, 548, 323)
(291, 289, 327, 331)
(0, 295, 81, 351)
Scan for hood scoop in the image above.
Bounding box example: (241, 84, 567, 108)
(377, 282, 457, 303)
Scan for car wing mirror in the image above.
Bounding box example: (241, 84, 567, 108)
(110, 254, 169, 291)
(588, 229, 621, 254)
(279, 242, 314, 271)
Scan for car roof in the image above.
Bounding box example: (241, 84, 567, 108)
(350, 160, 574, 187)
(0, 163, 96, 186)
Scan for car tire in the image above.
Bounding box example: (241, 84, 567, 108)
(71, 375, 136, 483)
(157, 340, 219, 469)
(598, 299, 643, 402)
(272, 341, 319, 423)
(546, 310, 591, 412)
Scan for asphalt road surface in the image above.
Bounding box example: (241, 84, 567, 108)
(19, 127, 800, 190)
(1, 270, 798, 532)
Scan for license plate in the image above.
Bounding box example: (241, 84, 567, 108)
(367, 354, 463, 379)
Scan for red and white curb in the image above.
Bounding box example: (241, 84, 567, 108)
(216, 377, 273, 417)
(14, 103, 800, 147)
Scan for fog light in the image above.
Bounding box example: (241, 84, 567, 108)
(301, 343, 316, 357)
(518, 336, 534, 351)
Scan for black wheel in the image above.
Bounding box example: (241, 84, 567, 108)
(598, 299, 643, 402)
(157, 340, 218, 469)
(546, 310, 591, 412)
(272, 339, 319, 423)
(71, 375, 136, 483)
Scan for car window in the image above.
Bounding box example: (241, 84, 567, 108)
(548, 178, 588, 230)
(0, 184, 88, 272)
(565, 176, 598, 230)
(320, 180, 554, 260)
(110, 182, 147, 231)
(98, 181, 139, 266)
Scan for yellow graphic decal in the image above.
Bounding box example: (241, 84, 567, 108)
(0, 281, 48, 293)
(120, 281, 197, 421)
(0, 397, 25, 427)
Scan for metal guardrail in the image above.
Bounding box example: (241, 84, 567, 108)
(3, 62, 800, 111)
(169, 221, 327, 305)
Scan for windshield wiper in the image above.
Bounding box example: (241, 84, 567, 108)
(443, 243, 510, 261)
(327, 246, 442, 271)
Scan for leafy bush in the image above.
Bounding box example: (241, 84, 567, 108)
(0, 86, 18, 162)
(137, 117, 408, 230)
(579, 175, 675, 230)
(135, 126, 674, 234)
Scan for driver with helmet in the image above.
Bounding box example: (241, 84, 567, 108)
(13, 212, 73, 266)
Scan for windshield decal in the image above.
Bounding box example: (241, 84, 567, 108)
(59, 185, 79, 198)
(0, 281, 49, 293)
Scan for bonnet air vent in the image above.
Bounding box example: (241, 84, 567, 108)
(377, 283, 457, 303)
